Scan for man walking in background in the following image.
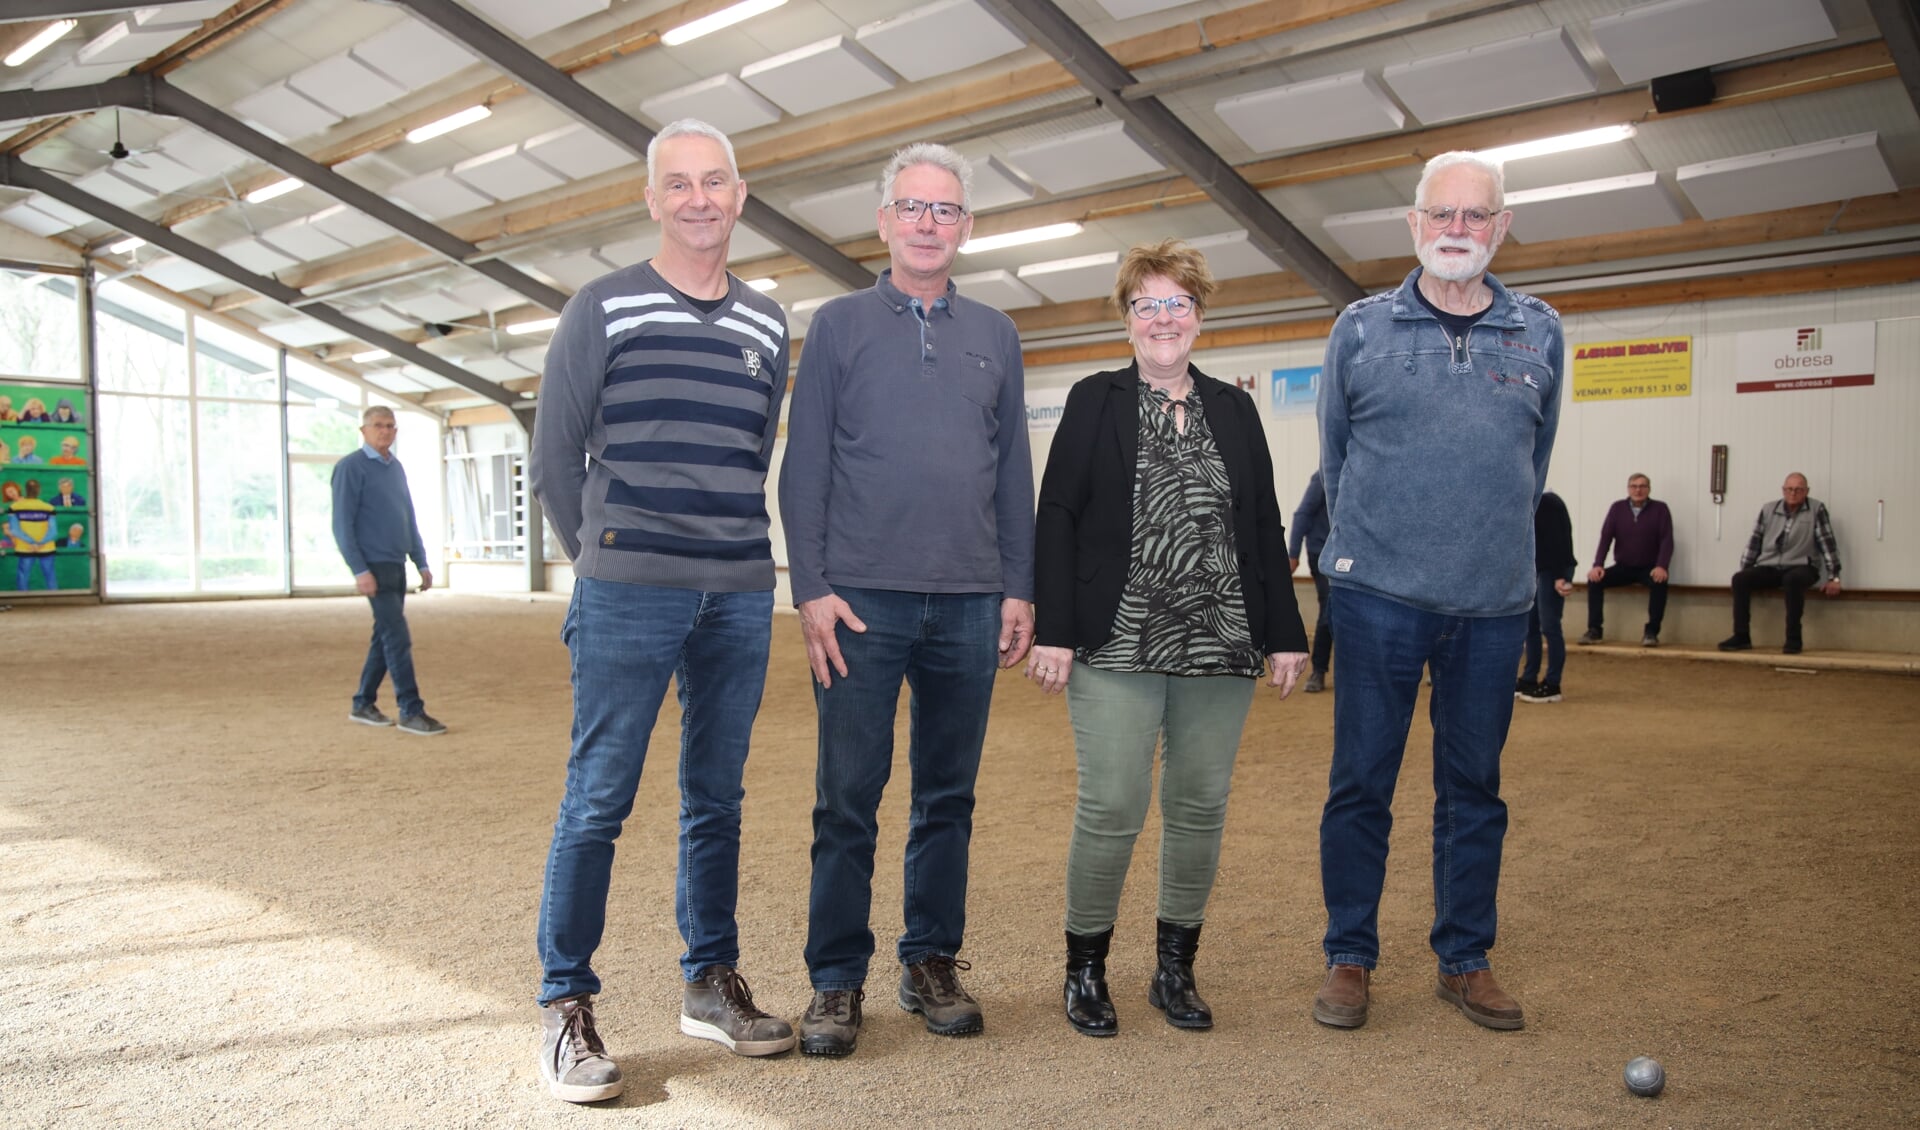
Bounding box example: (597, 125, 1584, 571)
(331, 405, 443, 737)
(1289, 468, 1334, 693)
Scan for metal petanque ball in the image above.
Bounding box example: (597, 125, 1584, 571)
(1624, 1056, 1666, 1097)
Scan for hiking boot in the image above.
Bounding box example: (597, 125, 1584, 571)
(798, 988, 863, 1057)
(349, 704, 393, 727)
(397, 711, 447, 736)
(1303, 670, 1326, 693)
(1517, 682, 1561, 704)
(680, 965, 795, 1056)
(538, 995, 623, 1104)
(1576, 629, 1601, 645)
(899, 955, 983, 1036)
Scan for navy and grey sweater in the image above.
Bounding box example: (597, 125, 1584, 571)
(331, 446, 428, 574)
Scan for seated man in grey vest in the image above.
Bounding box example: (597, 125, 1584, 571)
(1720, 472, 1841, 655)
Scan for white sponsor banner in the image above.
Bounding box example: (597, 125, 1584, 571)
(1733, 321, 1876, 394)
(1025, 385, 1070, 430)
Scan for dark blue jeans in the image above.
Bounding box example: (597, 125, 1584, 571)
(1308, 555, 1334, 674)
(537, 578, 773, 1002)
(1320, 586, 1527, 976)
(1521, 567, 1572, 685)
(1587, 564, 1669, 634)
(354, 561, 423, 718)
(805, 586, 1001, 990)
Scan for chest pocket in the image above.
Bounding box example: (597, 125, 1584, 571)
(953, 354, 1003, 409)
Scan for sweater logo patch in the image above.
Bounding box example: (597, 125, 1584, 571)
(1489, 370, 1540, 389)
(741, 348, 763, 379)
(603, 530, 617, 546)
(1334, 557, 1353, 573)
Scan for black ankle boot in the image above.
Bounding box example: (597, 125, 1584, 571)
(1064, 928, 1117, 1036)
(1147, 918, 1212, 1029)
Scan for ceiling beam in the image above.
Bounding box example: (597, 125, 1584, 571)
(978, 0, 1364, 309)
(1, 0, 207, 19)
(392, 0, 875, 294)
(1865, 0, 1920, 117)
(0, 154, 522, 415)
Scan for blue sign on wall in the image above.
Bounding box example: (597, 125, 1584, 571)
(1270, 365, 1321, 416)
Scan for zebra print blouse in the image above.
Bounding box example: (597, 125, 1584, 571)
(1078, 378, 1262, 678)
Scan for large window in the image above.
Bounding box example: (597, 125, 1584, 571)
(0, 269, 83, 380)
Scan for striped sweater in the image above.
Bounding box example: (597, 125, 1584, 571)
(531, 260, 789, 593)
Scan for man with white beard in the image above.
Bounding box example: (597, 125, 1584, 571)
(1307, 151, 1563, 1033)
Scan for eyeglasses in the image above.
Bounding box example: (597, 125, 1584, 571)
(1420, 205, 1495, 231)
(1127, 294, 1198, 319)
(886, 198, 966, 225)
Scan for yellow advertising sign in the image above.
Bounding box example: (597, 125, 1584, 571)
(1570, 336, 1693, 402)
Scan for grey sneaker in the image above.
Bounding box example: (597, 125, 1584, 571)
(1641, 632, 1659, 648)
(538, 995, 623, 1104)
(899, 955, 983, 1036)
(680, 965, 796, 1056)
(349, 704, 393, 727)
(397, 711, 447, 736)
(798, 987, 864, 1057)
(1577, 630, 1602, 645)
(1303, 670, 1326, 693)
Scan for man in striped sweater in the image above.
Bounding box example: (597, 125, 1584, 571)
(529, 119, 794, 1104)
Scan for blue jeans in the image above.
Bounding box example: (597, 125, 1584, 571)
(1319, 586, 1527, 975)
(1308, 555, 1334, 673)
(805, 586, 1001, 990)
(354, 561, 423, 718)
(1521, 567, 1572, 685)
(537, 578, 773, 1002)
(16, 554, 57, 590)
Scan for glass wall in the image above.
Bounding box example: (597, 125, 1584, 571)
(0, 269, 83, 380)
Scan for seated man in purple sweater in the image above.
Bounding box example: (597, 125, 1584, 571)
(1579, 472, 1674, 647)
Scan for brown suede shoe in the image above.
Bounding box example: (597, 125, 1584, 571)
(1311, 964, 1370, 1028)
(1436, 968, 1524, 1030)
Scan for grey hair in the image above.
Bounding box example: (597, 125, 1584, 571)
(362, 405, 396, 424)
(880, 142, 974, 212)
(1414, 150, 1506, 211)
(647, 119, 739, 186)
(1629, 472, 1651, 486)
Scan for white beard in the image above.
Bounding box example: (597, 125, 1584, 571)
(1418, 236, 1496, 282)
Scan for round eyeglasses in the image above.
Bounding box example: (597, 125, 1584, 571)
(1420, 205, 1495, 231)
(1128, 294, 1197, 319)
(886, 198, 966, 225)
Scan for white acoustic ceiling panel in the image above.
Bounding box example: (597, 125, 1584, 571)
(1018, 251, 1121, 302)
(640, 73, 783, 135)
(217, 235, 299, 275)
(728, 226, 778, 262)
(344, 304, 417, 333)
(141, 255, 225, 291)
(791, 180, 880, 239)
(1, 199, 77, 237)
(157, 127, 249, 178)
(286, 53, 411, 120)
(309, 203, 392, 249)
(740, 36, 897, 118)
(468, 0, 609, 40)
(1677, 132, 1897, 221)
(1186, 230, 1281, 280)
(261, 215, 352, 261)
(260, 315, 348, 347)
(134, 2, 231, 24)
(232, 81, 342, 142)
(532, 249, 618, 289)
(1321, 205, 1415, 261)
(451, 145, 566, 201)
(1097, 0, 1188, 18)
(74, 166, 157, 209)
(1215, 70, 1405, 155)
(76, 19, 192, 67)
(1006, 122, 1164, 194)
(109, 151, 202, 195)
(856, 1, 1024, 82)
(464, 355, 537, 382)
(971, 155, 1036, 211)
(390, 169, 496, 220)
(523, 124, 630, 181)
(445, 276, 525, 313)
(32, 58, 129, 91)
(953, 268, 1044, 310)
(390, 289, 481, 323)
(1383, 28, 1596, 124)
(786, 295, 832, 336)
(506, 345, 549, 373)
(1590, 0, 1836, 85)
(599, 232, 661, 268)
(1505, 172, 1685, 242)
(351, 18, 476, 91)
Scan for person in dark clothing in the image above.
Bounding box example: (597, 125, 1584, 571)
(1580, 472, 1674, 647)
(1288, 469, 1333, 692)
(1518, 490, 1576, 703)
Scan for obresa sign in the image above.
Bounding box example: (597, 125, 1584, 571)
(1734, 321, 1877, 394)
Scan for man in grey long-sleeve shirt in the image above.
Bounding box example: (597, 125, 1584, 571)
(331, 405, 441, 736)
(778, 142, 1034, 1058)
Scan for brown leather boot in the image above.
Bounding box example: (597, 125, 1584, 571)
(1436, 968, 1524, 1030)
(1311, 964, 1370, 1028)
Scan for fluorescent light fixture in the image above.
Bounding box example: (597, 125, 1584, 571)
(406, 104, 492, 144)
(5, 19, 76, 68)
(507, 316, 561, 335)
(1481, 124, 1638, 166)
(245, 177, 303, 203)
(747, 277, 778, 292)
(959, 222, 1082, 255)
(352, 349, 391, 363)
(108, 236, 146, 255)
(662, 0, 787, 46)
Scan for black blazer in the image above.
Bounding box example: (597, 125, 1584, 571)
(1033, 361, 1309, 658)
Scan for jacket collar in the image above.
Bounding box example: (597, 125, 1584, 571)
(1388, 267, 1527, 329)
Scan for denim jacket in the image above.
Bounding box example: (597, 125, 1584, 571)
(1318, 268, 1564, 618)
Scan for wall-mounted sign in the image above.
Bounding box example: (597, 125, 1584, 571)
(1734, 321, 1876, 393)
(1570, 336, 1693, 402)
(1025, 384, 1069, 431)
(1269, 365, 1320, 417)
